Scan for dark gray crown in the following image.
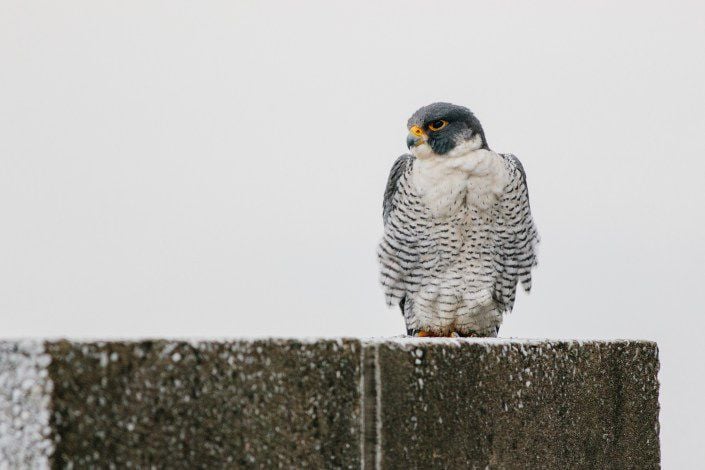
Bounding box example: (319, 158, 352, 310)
(407, 102, 488, 153)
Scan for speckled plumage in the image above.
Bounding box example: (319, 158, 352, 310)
(378, 103, 539, 337)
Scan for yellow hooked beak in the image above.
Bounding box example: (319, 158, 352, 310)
(407, 125, 427, 149)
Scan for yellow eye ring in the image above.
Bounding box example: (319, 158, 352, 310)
(428, 119, 448, 132)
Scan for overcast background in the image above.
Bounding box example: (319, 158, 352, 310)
(1, 0, 703, 466)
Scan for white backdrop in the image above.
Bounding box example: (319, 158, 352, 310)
(1, 1, 703, 466)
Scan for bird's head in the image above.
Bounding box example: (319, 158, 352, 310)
(406, 102, 488, 159)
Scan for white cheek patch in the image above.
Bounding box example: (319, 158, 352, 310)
(410, 142, 436, 160)
(410, 134, 483, 160)
(446, 134, 483, 158)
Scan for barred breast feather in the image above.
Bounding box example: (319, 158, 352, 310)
(377, 151, 539, 336)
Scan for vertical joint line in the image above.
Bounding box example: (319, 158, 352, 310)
(374, 344, 382, 470)
(359, 345, 365, 470)
(362, 344, 382, 469)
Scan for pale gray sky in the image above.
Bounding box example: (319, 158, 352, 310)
(1, 1, 703, 466)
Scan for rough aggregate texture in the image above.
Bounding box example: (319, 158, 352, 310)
(47, 339, 361, 468)
(373, 339, 660, 469)
(0, 338, 659, 469)
(0, 341, 53, 469)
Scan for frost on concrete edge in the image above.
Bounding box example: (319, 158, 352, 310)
(0, 341, 53, 469)
(361, 337, 658, 348)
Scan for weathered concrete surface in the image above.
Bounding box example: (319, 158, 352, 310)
(0, 338, 659, 469)
(370, 339, 660, 469)
(46, 339, 362, 468)
(0, 341, 54, 468)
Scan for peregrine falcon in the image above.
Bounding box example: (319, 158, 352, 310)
(378, 102, 539, 337)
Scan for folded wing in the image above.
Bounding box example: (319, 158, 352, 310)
(492, 154, 540, 313)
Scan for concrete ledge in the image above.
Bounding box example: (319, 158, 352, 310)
(0, 339, 659, 468)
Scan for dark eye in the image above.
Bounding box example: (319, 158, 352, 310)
(428, 119, 448, 131)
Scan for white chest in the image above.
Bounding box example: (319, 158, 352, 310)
(410, 149, 507, 217)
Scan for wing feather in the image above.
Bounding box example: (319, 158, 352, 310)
(379, 154, 416, 318)
(493, 154, 540, 312)
(383, 154, 414, 223)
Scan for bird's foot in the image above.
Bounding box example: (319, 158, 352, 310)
(414, 330, 464, 338)
(456, 331, 480, 338)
